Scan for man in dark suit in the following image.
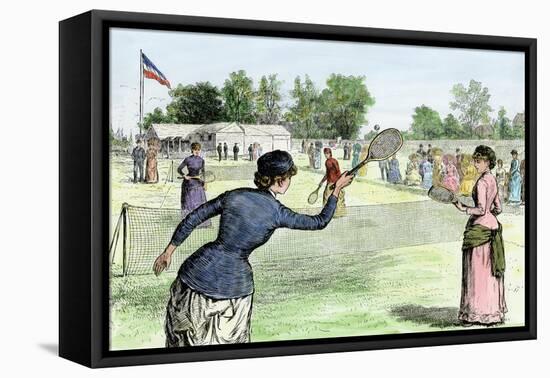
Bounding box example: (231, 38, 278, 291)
(154, 150, 354, 347)
(378, 159, 390, 181)
(217, 142, 223, 161)
(233, 143, 240, 161)
(223, 142, 228, 160)
(131, 139, 146, 183)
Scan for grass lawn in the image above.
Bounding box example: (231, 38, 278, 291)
(110, 240, 525, 350)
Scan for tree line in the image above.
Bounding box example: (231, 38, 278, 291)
(408, 79, 524, 140)
(143, 74, 523, 141)
(143, 70, 375, 140)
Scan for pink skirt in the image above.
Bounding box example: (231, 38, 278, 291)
(459, 242, 507, 324)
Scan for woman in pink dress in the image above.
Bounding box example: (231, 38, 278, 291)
(454, 145, 507, 326)
(442, 154, 460, 193)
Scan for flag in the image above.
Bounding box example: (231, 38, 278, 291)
(142, 53, 171, 89)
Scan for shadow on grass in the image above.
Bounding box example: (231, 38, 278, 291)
(390, 304, 459, 328)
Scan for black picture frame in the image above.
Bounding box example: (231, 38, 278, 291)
(59, 9, 537, 368)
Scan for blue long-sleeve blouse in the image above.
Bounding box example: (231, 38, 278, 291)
(170, 188, 338, 299)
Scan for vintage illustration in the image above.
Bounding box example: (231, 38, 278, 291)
(109, 28, 526, 350)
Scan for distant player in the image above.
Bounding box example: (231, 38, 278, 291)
(319, 147, 346, 217)
(177, 143, 210, 228)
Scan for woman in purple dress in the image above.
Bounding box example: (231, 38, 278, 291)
(178, 143, 210, 227)
(454, 145, 506, 325)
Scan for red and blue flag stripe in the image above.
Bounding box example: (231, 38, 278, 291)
(142, 53, 171, 89)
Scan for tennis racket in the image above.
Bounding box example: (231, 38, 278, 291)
(428, 185, 465, 206)
(307, 182, 323, 204)
(177, 171, 216, 183)
(349, 128, 404, 175)
(328, 128, 404, 190)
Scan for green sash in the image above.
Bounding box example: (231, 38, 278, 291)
(462, 222, 505, 277)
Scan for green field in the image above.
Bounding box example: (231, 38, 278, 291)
(109, 149, 525, 350)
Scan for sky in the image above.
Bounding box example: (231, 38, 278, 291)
(110, 27, 525, 137)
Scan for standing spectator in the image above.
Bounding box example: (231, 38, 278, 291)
(459, 154, 477, 196)
(421, 158, 433, 189)
(351, 141, 362, 168)
(223, 142, 228, 160)
(427, 144, 433, 163)
(419, 151, 427, 180)
(358, 144, 369, 177)
(387, 155, 402, 184)
(233, 143, 240, 161)
(508, 150, 522, 204)
(378, 159, 389, 181)
(248, 144, 253, 161)
(257, 144, 263, 158)
(495, 159, 507, 202)
(307, 143, 315, 168)
(456, 148, 464, 181)
(442, 154, 460, 193)
(145, 139, 159, 184)
(405, 153, 421, 186)
(416, 144, 425, 156)
(217, 142, 223, 162)
(343, 143, 350, 160)
(301, 139, 306, 154)
(131, 139, 146, 183)
(314, 142, 322, 169)
(431, 148, 444, 186)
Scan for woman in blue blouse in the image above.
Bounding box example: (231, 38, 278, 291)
(153, 150, 354, 347)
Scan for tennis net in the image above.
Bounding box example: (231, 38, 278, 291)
(110, 200, 466, 276)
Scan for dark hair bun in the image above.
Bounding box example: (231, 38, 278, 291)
(473, 145, 497, 169)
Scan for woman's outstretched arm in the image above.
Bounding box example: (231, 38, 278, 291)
(153, 192, 226, 275)
(278, 173, 353, 230)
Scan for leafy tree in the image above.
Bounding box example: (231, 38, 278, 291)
(512, 112, 525, 139)
(222, 70, 256, 123)
(318, 74, 375, 139)
(450, 79, 493, 137)
(166, 82, 224, 124)
(143, 107, 172, 130)
(411, 105, 443, 139)
(286, 75, 322, 138)
(442, 113, 463, 139)
(496, 106, 513, 139)
(255, 74, 283, 124)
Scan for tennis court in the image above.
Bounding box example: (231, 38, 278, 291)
(109, 153, 526, 351)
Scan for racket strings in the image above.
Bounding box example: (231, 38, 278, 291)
(428, 186, 456, 203)
(368, 129, 403, 160)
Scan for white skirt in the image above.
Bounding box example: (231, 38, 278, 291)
(165, 278, 253, 347)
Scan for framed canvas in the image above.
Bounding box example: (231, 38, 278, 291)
(59, 10, 537, 368)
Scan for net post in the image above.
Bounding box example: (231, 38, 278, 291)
(109, 208, 124, 266)
(122, 202, 129, 276)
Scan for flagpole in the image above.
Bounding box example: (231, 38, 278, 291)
(139, 49, 144, 138)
